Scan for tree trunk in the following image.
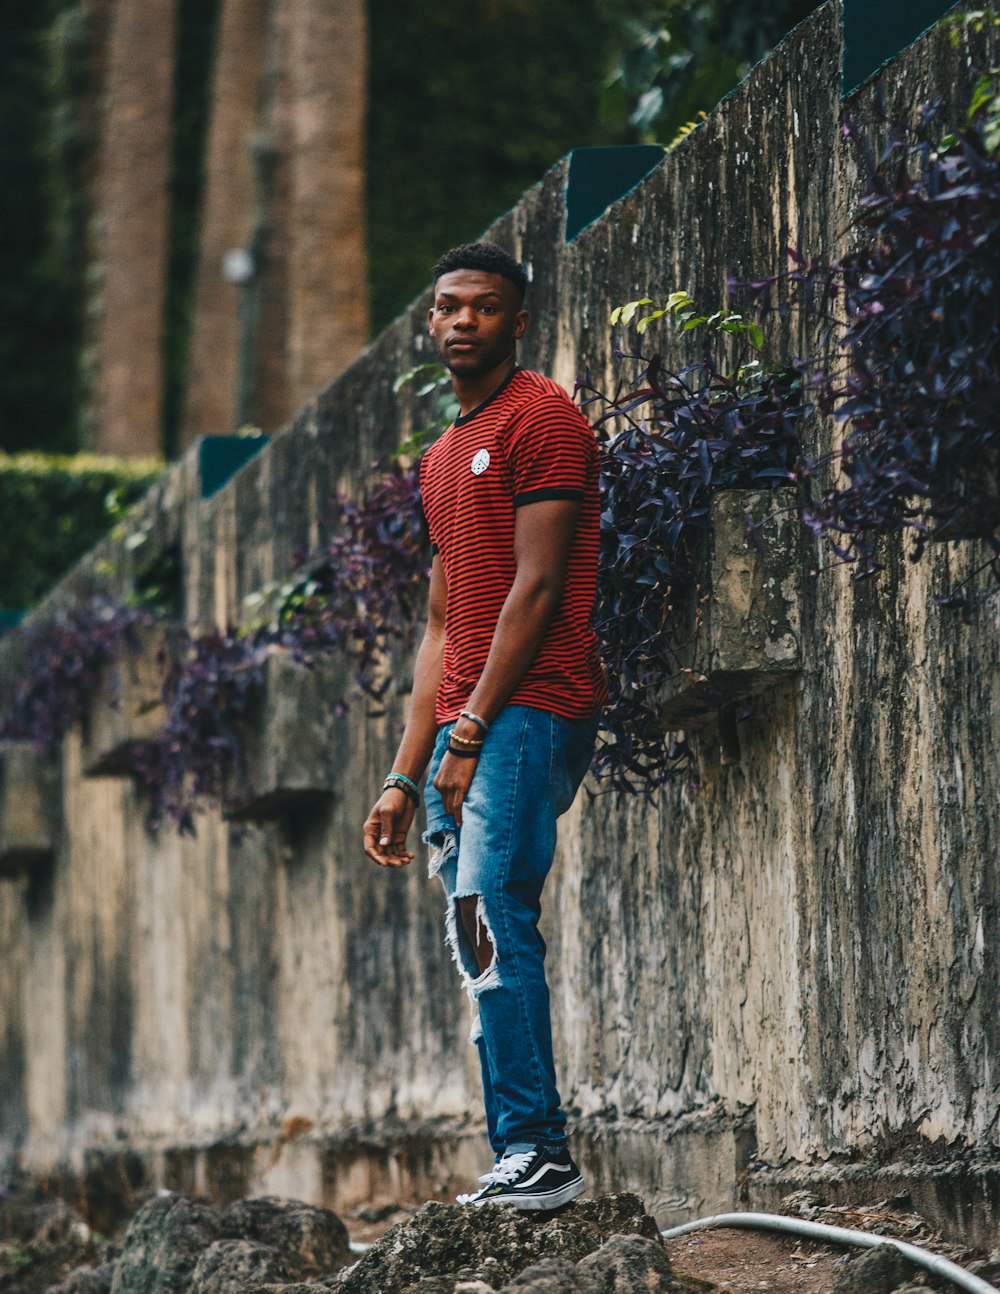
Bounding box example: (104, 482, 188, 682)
(180, 0, 269, 446)
(87, 0, 178, 458)
(284, 0, 368, 410)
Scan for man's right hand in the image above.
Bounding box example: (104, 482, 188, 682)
(363, 787, 417, 868)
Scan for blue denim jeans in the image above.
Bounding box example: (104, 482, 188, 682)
(422, 704, 599, 1154)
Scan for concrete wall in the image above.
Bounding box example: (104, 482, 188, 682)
(2, 0, 999, 1246)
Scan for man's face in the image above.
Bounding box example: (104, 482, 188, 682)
(428, 269, 528, 376)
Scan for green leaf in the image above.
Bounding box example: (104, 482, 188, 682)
(619, 298, 655, 326)
(636, 309, 668, 333)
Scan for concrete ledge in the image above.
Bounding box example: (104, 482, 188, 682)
(750, 1148, 1000, 1251)
(225, 648, 345, 821)
(654, 487, 802, 727)
(82, 621, 178, 776)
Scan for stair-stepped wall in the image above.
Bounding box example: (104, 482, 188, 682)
(0, 1, 998, 1246)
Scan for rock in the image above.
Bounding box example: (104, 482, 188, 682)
(327, 1193, 660, 1294)
(577, 1234, 679, 1291)
(569, 1196, 661, 1241)
(1, 1197, 90, 1247)
(220, 1196, 351, 1275)
(399, 1281, 469, 1294)
(245, 1286, 318, 1294)
(109, 1193, 221, 1294)
(498, 1256, 597, 1292)
(0, 1193, 95, 1294)
(833, 1245, 916, 1294)
(778, 1190, 823, 1216)
(354, 1200, 400, 1225)
(189, 1238, 298, 1292)
(45, 1260, 118, 1293)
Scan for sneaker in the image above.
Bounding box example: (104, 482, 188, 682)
(456, 1144, 585, 1211)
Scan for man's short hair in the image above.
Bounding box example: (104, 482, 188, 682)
(431, 242, 528, 303)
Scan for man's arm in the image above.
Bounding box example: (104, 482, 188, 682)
(363, 553, 447, 867)
(431, 497, 581, 825)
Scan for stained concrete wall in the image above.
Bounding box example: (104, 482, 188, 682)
(2, 0, 999, 1247)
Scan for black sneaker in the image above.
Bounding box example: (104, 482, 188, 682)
(456, 1144, 585, 1211)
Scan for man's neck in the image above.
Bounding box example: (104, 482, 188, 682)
(452, 355, 517, 417)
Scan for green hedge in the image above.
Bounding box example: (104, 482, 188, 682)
(0, 451, 163, 611)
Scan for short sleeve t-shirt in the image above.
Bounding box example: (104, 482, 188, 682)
(419, 366, 608, 725)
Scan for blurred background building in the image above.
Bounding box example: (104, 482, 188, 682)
(1, 0, 819, 462)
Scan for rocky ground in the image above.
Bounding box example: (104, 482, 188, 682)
(1, 1179, 997, 1294)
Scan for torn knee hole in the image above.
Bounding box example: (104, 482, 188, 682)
(459, 894, 495, 977)
(445, 893, 501, 996)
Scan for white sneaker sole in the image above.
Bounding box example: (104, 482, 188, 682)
(469, 1175, 586, 1211)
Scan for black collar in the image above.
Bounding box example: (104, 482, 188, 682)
(453, 364, 521, 427)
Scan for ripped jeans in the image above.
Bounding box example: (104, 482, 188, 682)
(422, 704, 599, 1154)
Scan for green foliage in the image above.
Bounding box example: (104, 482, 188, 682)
(391, 363, 459, 460)
(611, 289, 764, 350)
(0, 452, 163, 611)
(365, 0, 627, 333)
(606, 0, 821, 144)
(968, 71, 1000, 156)
(943, 11, 1000, 155)
(0, 0, 84, 453)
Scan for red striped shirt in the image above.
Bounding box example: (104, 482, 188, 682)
(419, 367, 607, 724)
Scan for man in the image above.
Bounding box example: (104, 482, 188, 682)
(363, 241, 606, 1210)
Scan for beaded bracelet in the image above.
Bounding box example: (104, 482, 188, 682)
(383, 772, 420, 806)
(447, 744, 481, 759)
(459, 709, 490, 732)
(449, 732, 484, 747)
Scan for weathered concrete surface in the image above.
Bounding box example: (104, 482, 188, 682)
(0, 742, 59, 875)
(83, 623, 177, 777)
(656, 487, 802, 726)
(1, 0, 999, 1249)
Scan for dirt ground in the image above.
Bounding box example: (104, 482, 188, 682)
(663, 1228, 848, 1293)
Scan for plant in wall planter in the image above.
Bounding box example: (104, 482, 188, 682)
(128, 464, 430, 835)
(737, 89, 1000, 592)
(83, 618, 183, 777)
(221, 645, 348, 822)
(580, 294, 807, 791)
(0, 597, 158, 758)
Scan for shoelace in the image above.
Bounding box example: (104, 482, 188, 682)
(478, 1149, 536, 1187)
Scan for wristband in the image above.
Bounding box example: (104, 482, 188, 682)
(447, 744, 481, 759)
(383, 772, 420, 806)
(459, 709, 490, 732)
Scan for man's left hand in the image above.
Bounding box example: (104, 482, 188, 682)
(432, 749, 479, 826)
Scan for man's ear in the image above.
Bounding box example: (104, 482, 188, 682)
(514, 309, 530, 340)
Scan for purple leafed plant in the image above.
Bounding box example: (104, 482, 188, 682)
(737, 97, 1000, 590)
(128, 627, 274, 835)
(578, 304, 805, 795)
(0, 597, 155, 755)
(135, 465, 430, 833)
(276, 463, 429, 701)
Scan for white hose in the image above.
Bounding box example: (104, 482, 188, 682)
(660, 1211, 996, 1294)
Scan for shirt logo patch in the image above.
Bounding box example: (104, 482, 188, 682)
(470, 448, 491, 476)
